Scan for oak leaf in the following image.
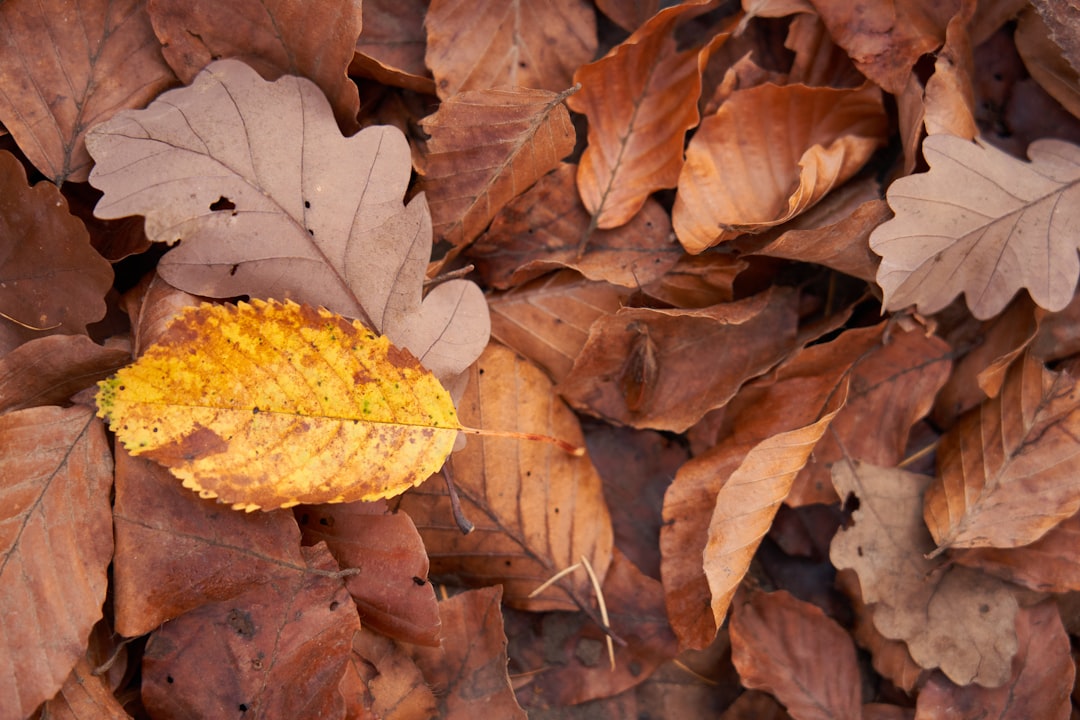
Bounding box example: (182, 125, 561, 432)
(97, 300, 462, 511)
(871, 134, 1080, 320)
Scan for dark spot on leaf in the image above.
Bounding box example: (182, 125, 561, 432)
(308, 228, 314, 236)
(166, 675, 174, 684)
(412, 576, 426, 586)
(252, 407, 260, 414)
(330, 601, 340, 610)
(209, 196, 235, 211)
(478, 368, 485, 375)
(304, 200, 311, 209)
(229, 264, 239, 276)
(320, 516, 333, 527)
(298, 513, 309, 525)
(238, 704, 248, 713)
(980, 604, 990, 613)
(226, 609, 256, 639)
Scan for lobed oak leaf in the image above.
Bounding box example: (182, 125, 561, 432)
(424, 0, 596, 100)
(830, 461, 1019, 687)
(85, 58, 489, 381)
(871, 134, 1080, 320)
(97, 299, 463, 511)
(417, 87, 577, 251)
(0, 0, 175, 185)
(146, 0, 363, 133)
(0, 406, 113, 720)
(923, 352, 1080, 553)
(674, 81, 887, 253)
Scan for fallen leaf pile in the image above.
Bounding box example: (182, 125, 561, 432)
(7, 1, 1080, 718)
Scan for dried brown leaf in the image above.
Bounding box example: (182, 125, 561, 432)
(350, 0, 433, 94)
(830, 461, 1019, 687)
(36, 654, 131, 720)
(595, 0, 660, 31)
(141, 543, 359, 719)
(0, 335, 129, 414)
(1030, 0, 1080, 74)
(424, 0, 595, 99)
(674, 82, 887, 253)
(410, 586, 526, 720)
(639, 253, 745, 308)
(924, 352, 1080, 553)
(871, 134, 1080, 320)
(341, 629, 436, 720)
(1015, 7, 1080, 121)
(953, 510, 1080, 593)
(0, 0, 175, 184)
(396, 343, 613, 612)
(470, 163, 680, 289)
(730, 590, 861, 720)
(147, 0, 363, 133)
(558, 287, 799, 432)
(418, 87, 577, 251)
(0, 152, 112, 354)
(923, 10, 978, 139)
(0, 407, 113, 719)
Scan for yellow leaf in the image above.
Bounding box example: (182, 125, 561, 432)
(96, 299, 460, 512)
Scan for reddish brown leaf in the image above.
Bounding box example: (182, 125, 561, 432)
(639, 253, 745, 308)
(914, 602, 1073, 719)
(141, 543, 359, 720)
(350, 0, 434, 94)
(298, 503, 441, 646)
(488, 270, 632, 383)
(119, 272, 204, 357)
(111, 448, 307, 637)
(952, 510, 1080, 593)
(595, 0, 660, 31)
(731, 590, 861, 720)
(424, 0, 595, 99)
(340, 629, 437, 720)
(36, 654, 130, 720)
(418, 87, 577, 250)
(925, 352, 1080, 554)
(558, 287, 799, 432)
(396, 343, 614, 612)
(410, 586, 526, 720)
(0, 335, 129, 414)
(470, 163, 680, 290)
(0, 407, 113, 719)
(147, 0, 363, 133)
(568, 1, 723, 229)
(674, 82, 887, 253)
(0, 151, 112, 354)
(0, 0, 175, 184)
(720, 690, 791, 720)
(785, 13, 866, 88)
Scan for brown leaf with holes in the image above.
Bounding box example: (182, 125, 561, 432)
(0, 406, 113, 719)
(417, 86, 577, 251)
(424, 0, 596, 99)
(141, 543, 359, 719)
(147, 0, 363, 133)
(0, 0, 175, 184)
(395, 343, 613, 613)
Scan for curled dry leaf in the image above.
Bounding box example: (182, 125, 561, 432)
(147, 0, 363, 133)
(569, 0, 725, 229)
(470, 163, 680, 290)
(86, 58, 489, 377)
(141, 543, 359, 720)
(0, 151, 113, 354)
(418, 86, 577, 251)
(396, 343, 614, 612)
(674, 82, 887, 253)
(730, 590, 861, 720)
(558, 287, 799, 432)
(0, 0, 175, 184)
(830, 461, 1019, 687)
(924, 352, 1080, 553)
(424, 0, 596, 99)
(409, 586, 527, 720)
(97, 300, 463, 511)
(871, 134, 1080, 320)
(0, 407, 113, 720)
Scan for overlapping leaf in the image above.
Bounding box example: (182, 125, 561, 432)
(97, 300, 462, 511)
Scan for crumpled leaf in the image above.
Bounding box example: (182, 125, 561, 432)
(0, 0, 175, 184)
(871, 134, 1080, 320)
(0, 151, 113, 354)
(86, 58, 489, 379)
(147, 0, 363, 133)
(0, 406, 113, 719)
(923, 352, 1080, 554)
(674, 81, 887, 253)
(424, 0, 596, 99)
(830, 461, 1019, 687)
(730, 590, 861, 720)
(417, 86, 577, 251)
(568, 1, 725, 229)
(97, 300, 462, 511)
(396, 343, 613, 612)
(141, 543, 359, 720)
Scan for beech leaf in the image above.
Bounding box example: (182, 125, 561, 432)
(96, 300, 462, 511)
(871, 134, 1080, 319)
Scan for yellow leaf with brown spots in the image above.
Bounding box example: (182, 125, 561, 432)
(96, 299, 460, 511)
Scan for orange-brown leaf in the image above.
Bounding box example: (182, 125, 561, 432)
(418, 87, 577, 250)
(341, 630, 437, 719)
(674, 82, 887, 253)
(0, 335, 129, 414)
(952, 510, 1080, 593)
(0, 0, 175, 184)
